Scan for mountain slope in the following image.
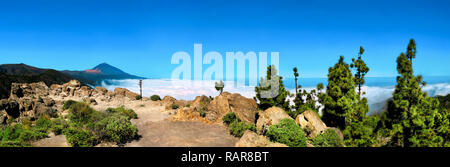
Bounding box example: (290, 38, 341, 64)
(0, 63, 47, 76)
(0, 69, 82, 99)
(62, 63, 145, 85)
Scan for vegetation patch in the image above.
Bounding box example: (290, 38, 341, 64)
(266, 118, 307, 147)
(151, 95, 161, 101)
(0, 117, 52, 147)
(63, 101, 139, 147)
(312, 129, 345, 147)
(222, 112, 256, 137)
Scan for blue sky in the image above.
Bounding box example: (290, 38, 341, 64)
(0, 0, 449, 79)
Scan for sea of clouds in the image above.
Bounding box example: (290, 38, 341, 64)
(101, 79, 450, 114)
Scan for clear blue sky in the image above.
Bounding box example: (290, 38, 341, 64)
(0, 0, 449, 79)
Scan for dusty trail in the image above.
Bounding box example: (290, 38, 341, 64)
(33, 98, 238, 147)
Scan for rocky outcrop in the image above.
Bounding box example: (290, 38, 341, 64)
(235, 130, 288, 147)
(162, 96, 188, 110)
(61, 80, 81, 97)
(296, 110, 327, 138)
(190, 95, 211, 110)
(256, 107, 293, 134)
(0, 99, 20, 118)
(95, 86, 108, 95)
(170, 108, 212, 123)
(10, 82, 49, 99)
(113, 88, 138, 99)
(206, 92, 257, 124)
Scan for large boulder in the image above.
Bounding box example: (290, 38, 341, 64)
(114, 88, 139, 99)
(95, 86, 108, 95)
(235, 130, 288, 147)
(0, 110, 7, 124)
(50, 84, 62, 96)
(62, 80, 81, 96)
(256, 107, 293, 134)
(162, 96, 188, 110)
(190, 95, 211, 110)
(1, 99, 20, 118)
(296, 110, 327, 138)
(206, 92, 257, 124)
(10, 82, 49, 99)
(79, 86, 93, 97)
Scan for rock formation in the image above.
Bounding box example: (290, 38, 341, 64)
(0, 80, 140, 124)
(256, 107, 293, 134)
(205, 92, 257, 124)
(295, 110, 327, 138)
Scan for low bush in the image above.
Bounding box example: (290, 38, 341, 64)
(222, 112, 240, 125)
(51, 118, 69, 135)
(0, 123, 48, 146)
(63, 100, 78, 110)
(171, 104, 179, 109)
(222, 112, 255, 137)
(106, 106, 138, 119)
(266, 118, 307, 147)
(91, 114, 138, 144)
(312, 129, 345, 147)
(151, 95, 161, 101)
(63, 127, 97, 147)
(68, 102, 105, 124)
(229, 121, 256, 137)
(135, 95, 142, 100)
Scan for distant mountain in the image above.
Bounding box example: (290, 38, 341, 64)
(0, 65, 83, 99)
(0, 63, 144, 99)
(0, 63, 48, 76)
(62, 63, 145, 85)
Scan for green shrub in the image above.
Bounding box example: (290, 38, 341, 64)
(91, 114, 138, 144)
(63, 100, 78, 110)
(0, 123, 48, 145)
(35, 117, 52, 132)
(106, 106, 138, 119)
(63, 127, 97, 147)
(135, 95, 142, 100)
(68, 102, 105, 124)
(222, 112, 240, 125)
(199, 110, 206, 117)
(171, 104, 179, 109)
(51, 118, 69, 135)
(266, 118, 307, 147)
(228, 121, 256, 137)
(312, 129, 345, 147)
(185, 104, 191, 108)
(151, 95, 161, 101)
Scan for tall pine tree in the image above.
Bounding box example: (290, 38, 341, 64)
(319, 56, 358, 129)
(386, 39, 448, 147)
(351, 46, 369, 97)
(254, 65, 290, 111)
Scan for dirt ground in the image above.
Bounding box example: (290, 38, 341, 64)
(33, 97, 238, 147)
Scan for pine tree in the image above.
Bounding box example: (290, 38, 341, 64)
(290, 67, 319, 118)
(386, 39, 447, 147)
(293, 67, 299, 96)
(351, 46, 370, 96)
(254, 65, 290, 111)
(318, 56, 358, 129)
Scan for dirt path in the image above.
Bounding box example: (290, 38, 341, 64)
(32, 133, 70, 147)
(126, 120, 238, 147)
(33, 98, 238, 147)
